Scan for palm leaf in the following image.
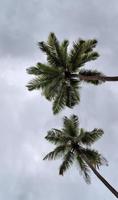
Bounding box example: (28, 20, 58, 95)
(48, 32, 64, 66)
(65, 79, 80, 108)
(27, 73, 60, 92)
(59, 151, 74, 175)
(48, 33, 60, 50)
(82, 39, 98, 53)
(63, 115, 79, 137)
(69, 39, 99, 71)
(60, 40, 69, 66)
(79, 128, 104, 146)
(27, 63, 63, 98)
(69, 40, 85, 71)
(27, 62, 62, 75)
(42, 75, 62, 100)
(81, 148, 108, 169)
(26, 77, 42, 91)
(45, 129, 71, 145)
(26, 65, 40, 75)
(43, 145, 68, 160)
(78, 52, 99, 67)
(76, 155, 91, 184)
(38, 41, 61, 67)
(52, 83, 66, 114)
(70, 115, 80, 130)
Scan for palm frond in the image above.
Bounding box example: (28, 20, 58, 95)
(26, 65, 40, 75)
(45, 129, 71, 145)
(47, 33, 65, 66)
(59, 151, 74, 175)
(79, 128, 104, 146)
(78, 52, 99, 67)
(69, 39, 99, 71)
(76, 155, 91, 184)
(27, 62, 61, 75)
(70, 115, 80, 129)
(38, 41, 61, 67)
(27, 63, 63, 98)
(26, 77, 41, 91)
(79, 69, 105, 85)
(52, 83, 66, 114)
(27, 72, 60, 92)
(65, 85, 78, 108)
(48, 33, 60, 49)
(81, 148, 108, 169)
(60, 40, 69, 66)
(65, 84, 71, 107)
(43, 145, 67, 160)
(65, 79, 80, 108)
(42, 75, 63, 100)
(63, 115, 79, 137)
(52, 79, 80, 114)
(69, 40, 85, 70)
(82, 39, 98, 53)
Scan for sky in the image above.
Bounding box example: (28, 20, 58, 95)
(0, 0, 118, 199)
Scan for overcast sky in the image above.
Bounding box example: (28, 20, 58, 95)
(0, 0, 118, 199)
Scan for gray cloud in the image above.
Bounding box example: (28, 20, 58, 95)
(0, 0, 118, 199)
(0, 0, 118, 60)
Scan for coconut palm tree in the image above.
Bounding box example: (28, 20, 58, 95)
(26, 33, 118, 114)
(43, 115, 118, 198)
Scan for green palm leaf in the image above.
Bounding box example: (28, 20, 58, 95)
(59, 151, 74, 175)
(76, 155, 91, 184)
(38, 41, 61, 67)
(60, 40, 69, 66)
(79, 128, 104, 146)
(81, 148, 108, 169)
(27, 63, 57, 75)
(53, 83, 66, 114)
(45, 129, 71, 145)
(65, 79, 80, 108)
(69, 39, 99, 71)
(63, 115, 79, 137)
(48, 32, 64, 66)
(26, 77, 42, 91)
(43, 145, 68, 160)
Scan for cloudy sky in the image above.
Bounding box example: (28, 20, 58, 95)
(0, 0, 118, 199)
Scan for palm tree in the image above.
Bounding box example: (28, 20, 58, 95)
(43, 115, 118, 198)
(26, 33, 118, 114)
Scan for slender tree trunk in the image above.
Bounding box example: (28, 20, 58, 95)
(83, 156, 118, 198)
(75, 146, 118, 198)
(79, 74, 118, 82)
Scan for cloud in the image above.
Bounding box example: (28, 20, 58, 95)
(0, 0, 118, 199)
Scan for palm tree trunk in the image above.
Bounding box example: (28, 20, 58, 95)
(79, 74, 118, 82)
(76, 146, 118, 198)
(83, 156, 118, 198)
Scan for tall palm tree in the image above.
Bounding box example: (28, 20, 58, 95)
(43, 115, 118, 198)
(26, 33, 118, 114)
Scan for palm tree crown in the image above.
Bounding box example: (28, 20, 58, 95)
(27, 33, 103, 114)
(43, 115, 118, 198)
(44, 115, 107, 183)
